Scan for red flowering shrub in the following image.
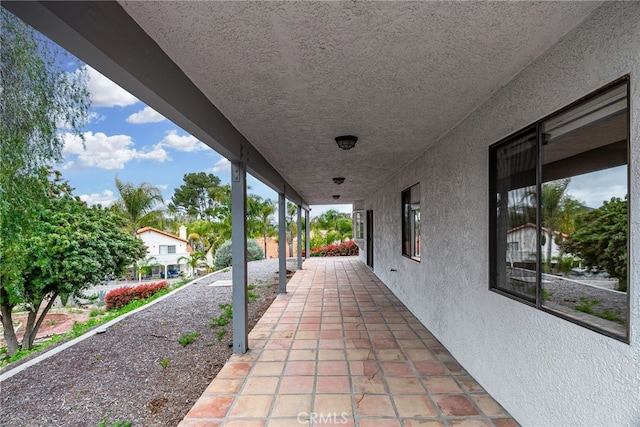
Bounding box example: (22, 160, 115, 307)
(310, 241, 359, 257)
(105, 281, 169, 310)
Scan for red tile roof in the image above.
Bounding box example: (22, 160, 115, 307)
(136, 226, 190, 244)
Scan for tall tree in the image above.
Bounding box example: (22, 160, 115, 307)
(247, 196, 276, 258)
(0, 9, 90, 353)
(562, 197, 627, 291)
(113, 176, 165, 234)
(0, 171, 146, 355)
(170, 172, 228, 221)
(187, 219, 217, 252)
(286, 202, 298, 257)
(529, 179, 570, 268)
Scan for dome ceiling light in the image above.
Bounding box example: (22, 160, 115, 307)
(335, 135, 358, 150)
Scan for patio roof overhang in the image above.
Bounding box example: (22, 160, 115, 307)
(3, 1, 602, 208)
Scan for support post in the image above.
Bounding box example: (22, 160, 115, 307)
(278, 193, 287, 294)
(231, 160, 248, 354)
(305, 209, 310, 260)
(297, 204, 303, 269)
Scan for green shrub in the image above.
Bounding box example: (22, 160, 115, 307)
(214, 239, 264, 269)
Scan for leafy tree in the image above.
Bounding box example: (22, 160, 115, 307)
(562, 197, 628, 291)
(0, 9, 90, 308)
(170, 172, 229, 221)
(213, 239, 264, 269)
(311, 210, 353, 246)
(112, 176, 165, 234)
(0, 172, 147, 355)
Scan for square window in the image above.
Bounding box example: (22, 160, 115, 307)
(159, 245, 176, 254)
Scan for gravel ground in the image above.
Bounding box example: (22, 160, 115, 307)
(0, 258, 298, 427)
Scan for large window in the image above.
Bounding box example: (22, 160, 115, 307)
(490, 78, 629, 341)
(402, 183, 421, 261)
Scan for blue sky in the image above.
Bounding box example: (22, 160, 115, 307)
(56, 62, 351, 219)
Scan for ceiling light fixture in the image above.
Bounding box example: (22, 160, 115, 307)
(332, 195, 340, 200)
(332, 177, 345, 185)
(335, 135, 358, 150)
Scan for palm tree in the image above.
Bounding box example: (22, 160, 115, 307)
(541, 179, 570, 268)
(524, 179, 572, 270)
(137, 256, 159, 282)
(113, 176, 165, 235)
(253, 197, 276, 258)
(286, 202, 298, 257)
(178, 250, 207, 277)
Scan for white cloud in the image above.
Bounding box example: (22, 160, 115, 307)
(84, 66, 138, 107)
(79, 190, 116, 207)
(88, 111, 106, 123)
(137, 144, 169, 162)
(62, 131, 168, 170)
(212, 157, 231, 173)
(126, 106, 166, 124)
(159, 130, 208, 152)
(566, 166, 627, 208)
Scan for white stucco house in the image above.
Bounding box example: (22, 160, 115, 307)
(136, 226, 192, 279)
(8, 2, 639, 425)
(506, 223, 566, 265)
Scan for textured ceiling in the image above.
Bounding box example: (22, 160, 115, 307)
(119, 1, 601, 206)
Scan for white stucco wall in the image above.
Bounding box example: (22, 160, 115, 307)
(361, 3, 640, 426)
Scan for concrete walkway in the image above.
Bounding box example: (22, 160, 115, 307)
(179, 257, 519, 426)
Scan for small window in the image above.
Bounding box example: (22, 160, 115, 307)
(354, 211, 364, 239)
(159, 245, 176, 254)
(402, 183, 421, 261)
(489, 78, 629, 342)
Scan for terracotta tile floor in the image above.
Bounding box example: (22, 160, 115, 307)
(179, 257, 519, 427)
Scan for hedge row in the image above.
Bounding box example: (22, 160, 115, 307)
(105, 281, 169, 310)
(310, 241, 359, 257)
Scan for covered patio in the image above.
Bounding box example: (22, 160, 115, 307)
(179, 257, 518, 427)
(4, 2, 638, 424)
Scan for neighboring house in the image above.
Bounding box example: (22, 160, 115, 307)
(136, 226, 192, 279)
(507, 223, 567, 264)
